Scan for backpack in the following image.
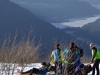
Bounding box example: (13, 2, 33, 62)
(76, 47, 84, 57)
(82, 65, 92, 74)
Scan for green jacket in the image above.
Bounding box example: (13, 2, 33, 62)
(92, 49, 100, 60)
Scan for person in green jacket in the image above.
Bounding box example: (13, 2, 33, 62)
(64, 42, 78, 75)
(87, 43, 100, 75)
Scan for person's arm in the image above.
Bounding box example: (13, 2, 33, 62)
(39, 67, 48, 75)
(63, 49, 68, 55)
(51, 51, 54, 59)
(39, 66, 44, 70)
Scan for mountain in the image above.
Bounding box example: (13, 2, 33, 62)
(63, 18, 100, 48)
(0, 0, 77, 59)
(10, 0, 100, 22)
(81, 18, 100, 45)
(80, 0, 100, 4)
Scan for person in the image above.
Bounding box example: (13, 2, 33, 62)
(64, 42, 77, 75)
(64, 42, 84, 75)
(87, 43, 100, 75)
(74, 64, 92, 75)
(21, 62, 48, 75)
(51, 44, 63, 74)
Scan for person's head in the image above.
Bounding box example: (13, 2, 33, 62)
(70, 42, 75, 47)
(56, 44, 60, 48)
(41, 62, 46, 67)
(89, 43, 94, 49)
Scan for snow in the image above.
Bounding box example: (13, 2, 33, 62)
(0, 63, 100, 75)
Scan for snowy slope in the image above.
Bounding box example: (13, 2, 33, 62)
(0, 63, 100, 75)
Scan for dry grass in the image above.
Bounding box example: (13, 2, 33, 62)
(0, 33, 41, 75)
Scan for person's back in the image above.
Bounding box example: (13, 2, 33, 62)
(53, 49, 62, 62)
(65, 42, 77, 75)
(51, 44, 63, 74)
(51, 44, 63, 62)
(66, 48, 76, 62)
(66, 42, 77, 63)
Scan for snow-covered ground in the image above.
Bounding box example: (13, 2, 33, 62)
(0, 63, 42, 75)
(0, 63, 100, 75)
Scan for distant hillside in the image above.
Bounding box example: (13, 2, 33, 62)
(0, 0, 77, 59)
(81, 0, 100, 4)
(64, 18, 100, 47)
(10, 0, 100, 22)
(81, 18, 100, 45)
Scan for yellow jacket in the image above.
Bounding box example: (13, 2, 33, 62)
(51, 49, 63, 62)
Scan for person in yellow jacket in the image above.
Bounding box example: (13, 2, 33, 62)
(87, 43, 100, 75)
(51, 44, 63, 74)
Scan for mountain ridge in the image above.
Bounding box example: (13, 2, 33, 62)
(10, 0, 100, 22)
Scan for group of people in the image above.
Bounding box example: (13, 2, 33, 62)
(21, 42, 100, 75)
(51, 42, 100, 75)
(51, 42, 84, 75)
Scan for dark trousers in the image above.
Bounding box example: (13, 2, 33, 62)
(92, 60, 100, 75)
(64, 64, 75, 75)
(55, 61, 62, 74)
